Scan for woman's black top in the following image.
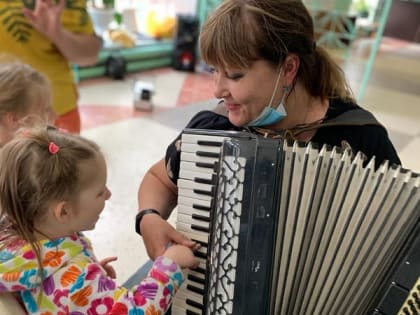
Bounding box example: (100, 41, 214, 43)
(165, 98, 401, 184)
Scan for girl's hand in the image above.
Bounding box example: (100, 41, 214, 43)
(163, 244, 200, 269)
(99, 256, 118, 279)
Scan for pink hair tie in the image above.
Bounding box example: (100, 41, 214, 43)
(48, 142, 60, 154)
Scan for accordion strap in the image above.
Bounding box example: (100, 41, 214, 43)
(212, 101, 383, 139)
(291, 108, 383, 133)
(314, 108, 382, 128)
(253, 110, 383, 140)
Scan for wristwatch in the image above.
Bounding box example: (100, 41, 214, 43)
(135, 209, 161, 236)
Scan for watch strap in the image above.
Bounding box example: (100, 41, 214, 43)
(135, 209, 161, 235)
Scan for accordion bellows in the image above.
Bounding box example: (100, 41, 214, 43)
(173, 129, 420, 315)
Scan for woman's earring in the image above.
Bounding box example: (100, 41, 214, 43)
(279, 85, 291, 105)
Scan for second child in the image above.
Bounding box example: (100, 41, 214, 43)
(0, 126, 198, 314)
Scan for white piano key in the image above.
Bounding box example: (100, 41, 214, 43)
(172, 297, 203, 314)
(180, 161, 215, 174)
(187, 268, 206, 281)
(178, 179, 214, 194)
(177, 205, 210, 219)
(177, 213, 210, 229)
(179, 169, 215, 182)
(181, 142, 222, 155)
(172, 303, 202, 315)
(177, 223, 209, 243)
(195, 260, 206, 271)
(183, 277, 205, 291)
(181, 133, 228, 144)
(171, 303, 201, 315)
(173, 278, 206, 309)
(177, 220, 210, 233)
(181, 151, 219, 165)
(170, 305, 185, 315)
(174, 287, 204, 305)
(178, 188, 213, 202)
(178, 196, 212, 209)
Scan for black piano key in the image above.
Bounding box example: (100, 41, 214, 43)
(214, 161, 219, 172)
(193, 266, 206, 275)
(193, 204, 211, 211)
(186, 298, 204, 311)
(192, 214, 211, 222)
(194, 175, 216, 185)
(191, 224, 210, 233)
(196, 151, 220, 158)
(194, 250, 207, 260)
(195, 162, 215, 169)
(197, 140, 223, 147)
(193, 188, 214, 196)
(187, 284, 205, 296)
(188, 274, 206, 285)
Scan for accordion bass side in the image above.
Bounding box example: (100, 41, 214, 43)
(172, 129, 420, 315)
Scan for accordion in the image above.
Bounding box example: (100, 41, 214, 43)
(172, 129, 420, 315)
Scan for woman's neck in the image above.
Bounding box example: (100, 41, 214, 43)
(272, 82, 329, 139)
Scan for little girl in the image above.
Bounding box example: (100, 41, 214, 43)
(0, 56, 55, 146)
(0, 126, 199, 314)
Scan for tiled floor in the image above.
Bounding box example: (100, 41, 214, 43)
(79, 37, 420, 285)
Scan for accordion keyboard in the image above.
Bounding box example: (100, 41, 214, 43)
(172, 132, 230, 315)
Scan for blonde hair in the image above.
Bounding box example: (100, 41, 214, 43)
(200, 0, 354, 101)
(0, 126, 100, 291)
(0, 55, 52, 120)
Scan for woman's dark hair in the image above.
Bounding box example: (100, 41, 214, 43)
(200, 0, 354, 101)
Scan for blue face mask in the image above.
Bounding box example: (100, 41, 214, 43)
(246, 68, 290, 127)
(246, 98, 287, 127)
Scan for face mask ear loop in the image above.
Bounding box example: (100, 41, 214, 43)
(267, 66, 284, 108)
(277, 84, 291, 110)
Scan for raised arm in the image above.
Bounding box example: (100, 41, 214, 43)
(46, 29, 101, 66)
(22, 0, 101, 66)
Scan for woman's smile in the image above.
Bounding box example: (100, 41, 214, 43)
(224, 102, 242, 112)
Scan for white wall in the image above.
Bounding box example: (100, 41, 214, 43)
(89, 0, 198, 34)
(174, 0, 197, 15)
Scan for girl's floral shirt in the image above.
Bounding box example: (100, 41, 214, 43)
(0, 233, 184, 314)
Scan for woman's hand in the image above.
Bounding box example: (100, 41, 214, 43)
(99, 256, 118, 279)
(22, 0, 66, 41)
(140, 214, 197, 260)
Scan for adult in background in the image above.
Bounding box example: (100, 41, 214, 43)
(0, 0, 101, 133)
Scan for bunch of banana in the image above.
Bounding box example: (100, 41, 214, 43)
(109, 29, 136, 48)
